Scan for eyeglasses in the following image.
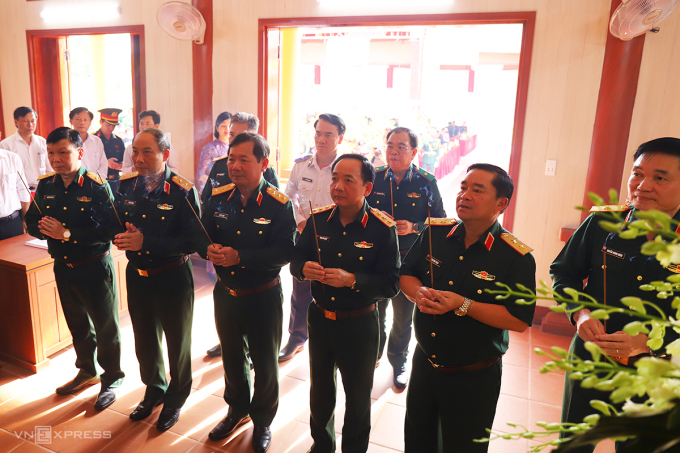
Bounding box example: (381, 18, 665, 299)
(386, 144, 411, 154)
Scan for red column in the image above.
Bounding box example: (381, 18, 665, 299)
(581, 0, 645, 219)
(192, 0, 213, 176)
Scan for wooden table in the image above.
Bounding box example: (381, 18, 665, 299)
(0, 234, 128, 373)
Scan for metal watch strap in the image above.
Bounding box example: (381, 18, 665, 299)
(455, 297, 473, 316)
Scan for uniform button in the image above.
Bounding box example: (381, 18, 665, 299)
(376, 200, 380, 204)
(431, 332, 436, 337)
(62, 223, 66, 226)
(478, 289, 482, 294)
(259, 231, 262, 235)
(47, 206, 50, 209)
(431, 355, 436, 359)
(241, 209, 244, 213)
(142, 215, 146, 218)
(602, 265, 606, 269)
(412, 203, 416, 206)
(338, 253, 342, 257)
(74, 241, 77, 244)
(394, 203, 397, 207)
(231, 271, 235, 275)
(138, 252, 142, 255)
(146, 251, 149, 254)
(359, 256, 363, 260)
(449, 281, 453, 285)
(637, 276, 643, 281)
(331, 297, 335, 301)
(61, 240, 64, 243)
(64, 256, 67, 259)
(64, 191, 68, 194)
(161, 217, 165, 220)
(343, 232, 346, 235)
(63, 207, 67, 210)
(237, 231, 241, 235)
(81, 208, 84, 211)
(459, 256, 464, 260)
(125, 212, 128, 215)
(302, 186, 306, 189)
(397, 186, 400, 190)
(318, 189, 321, 191)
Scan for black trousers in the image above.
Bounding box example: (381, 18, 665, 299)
(404, 347, 502, 453)
(308, 304, 379, 453)
(126, 259, 194, 408)
(214, 281, 283, 427)
(377, 290, 414, 369)
(0, 211, 22, 240)
(53, 253, 124, 387)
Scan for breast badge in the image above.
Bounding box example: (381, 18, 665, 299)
(77, 197, 92, 202)
(407, 193, 421, 198)
(472, 270, 495, 281)
(254, 218, 271, 224)
(354, 241, 373, 248)
(157, 204, 174, 210)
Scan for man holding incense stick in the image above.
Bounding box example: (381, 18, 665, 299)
(399, 164, 536, 452)
(25, 127, 124, 410)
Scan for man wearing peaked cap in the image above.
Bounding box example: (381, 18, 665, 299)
(96, 108, 125, 193)
(399, 163, 536, 452)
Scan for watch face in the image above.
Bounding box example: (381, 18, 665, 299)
(63, 230, 71, 238)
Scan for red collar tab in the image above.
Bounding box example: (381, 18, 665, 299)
(77, 175, 84, 187)
(446, 223, 459, 238)
(484, 232, 494, 251)
(327, 206, 337, 222)
(361, 211, 369, 228)
(164, 181, 171, 194)
(625, 210, 634, 224)
(256, 191, 263, 206)
(675, 222, 680, 235)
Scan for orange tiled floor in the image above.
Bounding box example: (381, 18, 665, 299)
(0, 259, 615, 453)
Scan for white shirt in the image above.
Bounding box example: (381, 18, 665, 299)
(0, 131, 51, 188)
(121, 143, 180, 176)
(0, 149, 31, 217)
(81, 133, 109, 178)
(285, 153, 338, 225)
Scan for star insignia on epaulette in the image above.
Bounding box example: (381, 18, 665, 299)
(425, 218, 457, 226)
(212, 183, 235, 196)
(589, 204, 631, 213)
(313, 204, 335, 214)
(119, 172, 139, 181)
(370, 208, 396, 227)
(172, 175, 194, 191)
(266, 186, 290, 204)
(86, 172, 104, 185)
(38, 171, 56, 180)
(501, 233, 533, 255)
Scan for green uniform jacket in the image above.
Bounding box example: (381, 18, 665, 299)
(199, 178, 296, 288)
(25, 167, 115, 261)
(95, 130, 125, 182)
(290, 200, 401, 311)
(366, 164, 445, 252)
(550, 208, 680, 346)
(114, 166, 201, 268)
(201, 156, 280, 206)
(401, 220, 536, 367)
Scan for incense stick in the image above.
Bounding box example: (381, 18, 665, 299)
(17, 171, 43, 216)
(96, 171, 124, 231)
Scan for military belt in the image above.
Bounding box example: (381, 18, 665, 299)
(65, 251, 110, 269)
(132, 255, 188, 277)
(314, 300, 377, 321)
(428, 355, 501, 373)
(219, 276, 281, 297)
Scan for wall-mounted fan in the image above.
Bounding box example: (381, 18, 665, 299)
(157, 2, 206, 44)
(610, 0, 679, 40)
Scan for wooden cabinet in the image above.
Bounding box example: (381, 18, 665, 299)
(0, 234, 128, 373)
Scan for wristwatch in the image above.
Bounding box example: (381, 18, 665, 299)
(63, 229, 71, 241)
(455, 297, 473, 316)
(412, 222, 419, 234)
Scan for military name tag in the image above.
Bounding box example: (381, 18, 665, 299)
(44, 195, 55, 199)
(602, 246, 625, 259)
(472, 270, 495, 281)
(667, 264, 680, 274)
(354, 241, 373, 248)
(124, 200, 136, 206)
(302, 177, 313, 182)
(77, 196, 92, 202)
(216, 173, 225, 177)
(254, 218, 271, 224)
(318, 236, 330, 241)
(407, 192, 421, 198)
(374, 192, 386, 196)
(426, 254, 441, 267)
(214, 212, 228, 219)
(157, 204, 174, 210)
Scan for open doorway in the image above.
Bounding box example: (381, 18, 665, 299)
(26, 26, 146, 140)
(259, 14, 534, 230)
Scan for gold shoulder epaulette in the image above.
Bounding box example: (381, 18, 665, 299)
(375, 165, 388, 172)
(313, 204, 335, 214)
(119, 171, 138, 181)
(38, 171, 56, 180)
(589, 204, 631, 213)
(501, 233, 533, 255)
(86, 172, 104, 185)
(370, 208, 396, 228)
(425, 218, 457, 226)
(172, 175, 194, 191)
(213, 154, 228, 162)
(295, 154, 313, 163)
(266, 186, 290, 204)
(212, 183, 235, 196)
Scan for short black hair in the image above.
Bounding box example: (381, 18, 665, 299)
(633, 137, 680, 165)
(14, 107, 36, 120)
(69, 107, 93, 120)
(46, 127, 83, 149)
(314, 113, 346, 136)
(386, 126, 418, 149)
(332, 153, 375, 185)
(467, 163, 514, 212)
(229, 132, 270, 162)
(139, 110, 161, 125)
(214, 111, 232, 139)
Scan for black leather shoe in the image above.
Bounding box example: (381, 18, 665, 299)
(56, 375, 100, 395)
(252, 426, 272, 453)
(206, 344, 222, 357)
(129, 398, 163, 421)
(94, 387, 118, 410)
(278, 342, 304, 363)
(156, 406, 181, 432)
(208, 415, 251, 441)
(393, 366, 408, 389)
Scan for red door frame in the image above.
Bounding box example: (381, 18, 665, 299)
(257, 12, 536, 231)
(26, 25, 146, 137)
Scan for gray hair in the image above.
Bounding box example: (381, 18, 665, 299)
(231, 112, 259, 133)
(136, 127, 170, 152)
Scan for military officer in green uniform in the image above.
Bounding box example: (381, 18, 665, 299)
(95, 108, 125, 194)
(400, 163, 536, 452)
(113, 127, 200, 432)
(367, 126, 445, 388)
(200, 132, 296, 453)
(551, 137, 680, 453)
(25, 127, 124, 410)
(291, 154, 401, 453)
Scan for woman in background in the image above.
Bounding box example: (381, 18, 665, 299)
(196, 111, 232, 195)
